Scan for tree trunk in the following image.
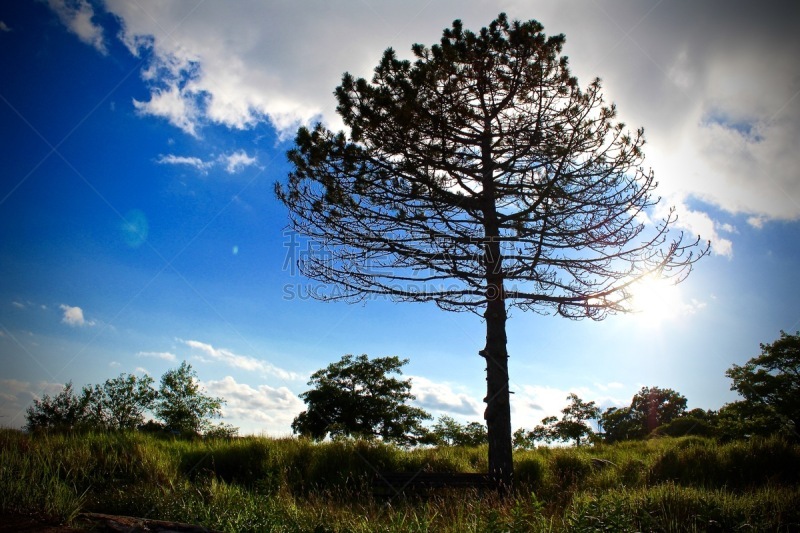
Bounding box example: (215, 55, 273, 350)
(483, 291, 513, 490)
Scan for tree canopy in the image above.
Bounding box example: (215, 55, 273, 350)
(292, 354, 431, 445)
(516, 393, 600, 447)
(25, 363, 234, 437)
(277, 13, 707, 485)
(87, 373, 157, 429)
(724, 331, 800, 439)
(155, 361, 225, 436)
(429, 415, 488, 446)
(25, 382, 89, 432)
(600, 386, 687, 441)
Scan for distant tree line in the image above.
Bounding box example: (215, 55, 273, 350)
(292, 332, 799, 447)
(26, 331, 798, 445)
(514, 331, 800, 446)
(25, 361, 237, 438)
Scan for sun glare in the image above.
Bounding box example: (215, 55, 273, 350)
(628, 274, 684, 325)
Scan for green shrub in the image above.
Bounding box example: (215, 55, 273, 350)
(515, 455, 547, 489)
(650, 435, 800, 489)
(550, 450, 592, 486)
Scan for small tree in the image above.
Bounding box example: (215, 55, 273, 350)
(724, 331, 800, 439)
(630, 386, 687, 434)
(292, 354, 431, 445)
(25, 382, 89, 432)
(600, 406, 641, 442)
(154, 361, 224, 436)
(600, 386, 687, 441)
(553, 393, 600, 446)
(430, 415, 488, 446)
(523, 393, 599, 446)
(95, 373, 157, 429)
(277, 13, 707, 485)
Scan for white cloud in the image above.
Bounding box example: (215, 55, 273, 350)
(135, 366, 150, 375)
(134, 83, 204, 137)
(59, 304, 95, 327)
(137, 351, 178, 362)
(220, 150, 257, 174)
(0, 380, 68, 428)
(70, 1, 799, 233)
(511, 384, 630, 431)
(0, 21, 11, 32)
(156, 154, 213, 172)
(654, 200, 733, 258)
(182, 339, 302, 381)
(47, 0, 106, 53)
(409, 375, 482, 416)
(11, 301, 24, 309)
(594, 381, 624, 392)
(103, 1, 488, 138)
(203, 376, 304, 433)
(157, 151, 256, 175)
(109, 361, 121, 367)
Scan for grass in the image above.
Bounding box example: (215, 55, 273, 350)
(1, 428, 798, 531)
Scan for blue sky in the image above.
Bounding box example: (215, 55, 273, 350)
(1, 0, 799, 435)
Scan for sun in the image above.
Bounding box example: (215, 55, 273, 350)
(628, 274, 684, 325)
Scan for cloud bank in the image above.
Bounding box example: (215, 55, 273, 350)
(46, 1, 800, 254)
(182, 339, 301, 382)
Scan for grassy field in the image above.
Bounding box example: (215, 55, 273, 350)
(2, 428, 799, 532)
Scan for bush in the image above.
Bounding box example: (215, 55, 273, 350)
(652, 416, 718, 438)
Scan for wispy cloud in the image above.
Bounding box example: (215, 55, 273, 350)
(0, 380, 68, 428)
(181, 339, 302, 381)
(59, 304, 95, 327)
(157, 150, 257, 175)
(0, 21, 11, 32)
(46, 0, 106, 54)
(512, 384, 630, 431)
(137, 351, 178, 362)
(156, 154, 213, 173)
(220, 150, 257, 174)
(79, 0, 798, 257)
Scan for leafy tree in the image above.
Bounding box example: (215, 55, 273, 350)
(552, 393, 601, 446)
(522, 394, 600, 446)
(292, 354, 430, 445)
(599, 406, 641, 443)
(600, 386, 688, 442)
(25, 382, 90, 432)
(83, 373, 157, 430)
(513, 423, 555, 449)
(203, 422, 240, 439)
(717, 400, 784, 440)
(630, 386, 688, 434)
(724, 331, 800, 439)
(277, 13, 707, 484)
(531, 415, 559, 444)
(652, 414, 718, 438)
(430, 415, 488, 446)
(154, 361, 224, 436)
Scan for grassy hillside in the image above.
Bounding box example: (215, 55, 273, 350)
(2, 428, 798, 531)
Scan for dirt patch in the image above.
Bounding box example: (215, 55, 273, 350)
(0, 512, 223, 532)
(0, 513, 84, 532)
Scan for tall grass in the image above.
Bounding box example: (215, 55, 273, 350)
(1, 428, 798, 531)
